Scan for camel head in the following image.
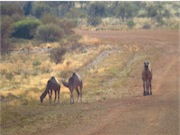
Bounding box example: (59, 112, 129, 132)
(62, 79, 69, 88)
(40, 90, 47, 103)
(144, 61, 149, 70)
(40, 95, 44, 103)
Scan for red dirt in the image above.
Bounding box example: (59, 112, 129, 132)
(38, 30, 179, 135)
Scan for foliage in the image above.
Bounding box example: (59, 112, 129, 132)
(23, 1, 33, 16)
(65, 7, 86, 19)
(1, 2, 24, 54)
(127, 20, 136, 28)
(1, 2, 23, 17)
(50, 48, 66, 64)
(31, 2, 51, 18)
(87, 16, 101, 26)
(0, 1, 180, 55)
(40, 14, 59, 24)
(36, 23, 64, 42)
(88, 2, 106, 17)
(1, 16, 14, 55)
(142, 23, 151, 29)
(59, 19, 77, 35)
(12, 18, 41, 39)
(115, 2, 137, 21)
(32, 60, 41, 67)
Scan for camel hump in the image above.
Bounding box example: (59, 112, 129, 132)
(72, 73, 81, 80)
(50, 76, 60, 84)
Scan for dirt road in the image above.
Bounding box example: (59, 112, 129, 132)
(87, 53, 179, 135)
(35, 30, 179, 135)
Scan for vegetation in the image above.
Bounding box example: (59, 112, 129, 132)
(1, 1, 179, 55)
(50, 48, 66, 64)
(36, 23, 64, 42)
(12, 18, 41, 39)
(0, 2, 179, 134)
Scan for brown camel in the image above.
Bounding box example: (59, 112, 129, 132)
(40, 77, 61, 103)
(62, 73, 83, 104)
(142, 61, 152, 96)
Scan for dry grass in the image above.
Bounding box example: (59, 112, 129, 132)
(0, 29, 158, 135)
(79, 35, 103, 46)
(78, 17, 180, 31)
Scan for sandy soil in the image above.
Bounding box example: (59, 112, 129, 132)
(35, 30, 179, 135)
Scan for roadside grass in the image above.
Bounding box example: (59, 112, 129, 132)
(81, 17, 180, 31)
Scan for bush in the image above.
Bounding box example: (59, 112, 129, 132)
(36, 23, 64, 42)
(87, 16, 101, 26)
(12, 18, 41, 39)
(32, 60, 41, 67)
(59, 19, 76, 35)
(40, 14, 59, 24)
(127, 20, 136, 28)
(142, 23, 151, 29)
(50, 48, 66, 64)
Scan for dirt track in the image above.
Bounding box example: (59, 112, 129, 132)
(36, 30, 179, 135)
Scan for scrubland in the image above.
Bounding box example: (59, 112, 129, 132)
(0, 29, 179, 135)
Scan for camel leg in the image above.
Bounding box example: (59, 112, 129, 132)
(149, 82, 152, 95)
(49, 90, 52, 103)
(58, 90, 60, 103)
(147, 81, 150, 95)
(76, 88, 80, 103)
(54, 90, 57, 103)
(143, 81, 146, 96)
(70, 90, 74, 104)
(146, 84, 149, 95)
(80, 83, 83, 103)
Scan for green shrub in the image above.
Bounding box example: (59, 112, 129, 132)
(127, 20, 135, 28)
(12, 18, 41, 39)
(36, 23, 64, 42)
(32, 60, 41, 67)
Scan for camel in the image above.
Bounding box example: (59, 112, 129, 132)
(40, 76, 61, 103)
(142, 61, 152, 96)
(62, 73, 83, 104)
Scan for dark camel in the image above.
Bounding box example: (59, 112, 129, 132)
(40, 77, 61, 103)
(142, 61, 152, 96)
(62, 73, 83, 104)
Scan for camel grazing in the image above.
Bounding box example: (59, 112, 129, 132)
(62, 73, 83, 104)
(40, 77, 61, 103)
(142, 61, 152, 96)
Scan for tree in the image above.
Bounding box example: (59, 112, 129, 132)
(115, 2, 137, 21)
(12, 18, 41, 39)
(32, 2, 51, 18)
(146, 3, 166, 25)
(1, 16, 14, 55)
(88, 2, 106, 17)
(1, 2, 23, 17)
(23, 1, 33, 16)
